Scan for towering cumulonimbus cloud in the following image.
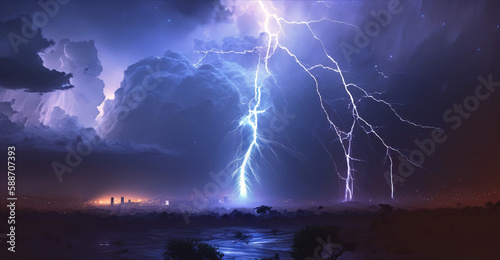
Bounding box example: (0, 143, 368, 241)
(0, 35, 105, 128)
(39, 39, 106, 127)
(98, 50, 249, 152)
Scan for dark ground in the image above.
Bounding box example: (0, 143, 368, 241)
(0, 204, 499, 259)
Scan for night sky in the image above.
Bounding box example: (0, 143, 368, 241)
(1, 0, 499, 206)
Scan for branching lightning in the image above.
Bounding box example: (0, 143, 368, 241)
(194, 1, 436, 201)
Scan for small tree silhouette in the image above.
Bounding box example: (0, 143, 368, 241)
(271, 229, 280, 240)
(261, 253, 280, 260)
(378, 203, 393, 212)
(234, 231, 252, 244)
(163, 238, 224, 260)
(291, 225, 355, 260)
(255, 205, 273, 214)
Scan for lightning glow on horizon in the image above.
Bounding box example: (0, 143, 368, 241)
(195, 1, 435, 201)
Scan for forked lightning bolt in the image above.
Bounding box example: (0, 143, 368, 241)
(194, 1, 435, 201)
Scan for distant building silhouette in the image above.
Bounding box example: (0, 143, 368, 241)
(111, 197, 114, 206)
(128, 199, 131, 203)
(121, 197, 124, 204)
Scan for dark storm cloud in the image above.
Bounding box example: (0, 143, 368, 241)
(167, 0, 232, 23)
(0, 110, 22, 136)
(0, 0, 236, 98)
(0, 100, 17, 117)
(17, 0, 236, 66)
(0, 101, 175, 157)
(0, 106, 91, 150)
(0, 0, 232, 25)
(0, 17, 73, 92)
(0, 0, 498, 202)
(0, 106, 181, 197)
(0, 37, 105, 127)
(99, 50, 247, 153)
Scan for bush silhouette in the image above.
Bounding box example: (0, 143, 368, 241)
(234, 231, 252, 244)
(163, 238, 224, 260)
(378, 203, 393, 211)
(291, 225, 355, 260)
(261, 253, 280, 260)
(255, 205, 273, 214)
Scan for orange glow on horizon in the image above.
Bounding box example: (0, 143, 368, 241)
(91, 196, 149, 205)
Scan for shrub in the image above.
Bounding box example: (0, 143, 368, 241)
(378, 203, 393, 211)
(261, 253, 280, 260)
(163, 238, 224, 260)
(291, 225, 355, 260)
(255, 205, 273, 214)
(234, 231, 252, 244)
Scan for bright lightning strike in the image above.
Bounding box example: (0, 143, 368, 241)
(194, 1, 436, 201)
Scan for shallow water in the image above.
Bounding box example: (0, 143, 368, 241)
(89, 227, 296, 259)
(203, 227, 296, 259)
(84, 224, 369, 259)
